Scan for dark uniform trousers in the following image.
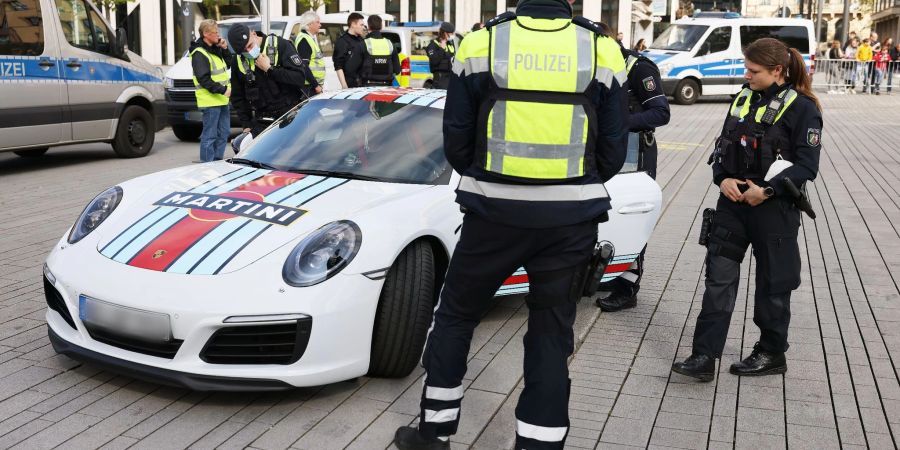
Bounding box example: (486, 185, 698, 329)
(419, 213, 596, 449)
(693, 194, 802, 358)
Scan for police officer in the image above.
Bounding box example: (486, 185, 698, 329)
(360, 15, 400, 86)
(393, 0, 628, 448)
(190, 19, 232, 162)
(595, 22, 670, 313)
(334, 12, 366, 88)
(227, 24, 319, 137)
(425, 22, 456, 89)
(672, 38, 823, 381)
(294, 11, 326, 94)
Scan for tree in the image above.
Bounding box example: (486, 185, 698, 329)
(299, 0, 333, 12)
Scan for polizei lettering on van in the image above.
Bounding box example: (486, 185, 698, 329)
(513, 53, 572, 73)
(0, 62, 26, 77)
(154, 192, 306, 225)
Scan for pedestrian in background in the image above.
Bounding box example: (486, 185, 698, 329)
(191, 19, 232, 163)
(872, 45, 892, 95)
(889, 42, 900, 93)
(844, 38, 859, 91)
(295, 11, 327, 95)
(426, 22, 456, 89)
(360, 15, 400, 86)
(843, 31, 857, 49)
(857, 38, 873, 93)
(334, 12, 366, 88)
(633, 38, 647, 52)
(827, 40, 843, 92)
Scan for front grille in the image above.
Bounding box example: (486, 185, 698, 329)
(200, 318, 312, 365)
(85, 327, 183, 359)
(166, 89, 196, 103)
(43, 276, 77, 330)
(173, 79, 195, 88)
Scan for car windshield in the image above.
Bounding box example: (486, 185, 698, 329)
(217, 21, 287, 52)
(649, 25, 709, 51)
(239, 98, 450, 185)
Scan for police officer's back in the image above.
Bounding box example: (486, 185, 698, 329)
(360, 15, 400, 86)
(227, 24, 318, 136)
(394, 0, 627, 448)
(425, 22, 456, 89)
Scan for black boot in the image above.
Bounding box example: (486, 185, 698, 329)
(595, 291, 637, 312)
(729, 345, 786, 376)
(394, 426, 450, 450)
(672, 354, 716, 382)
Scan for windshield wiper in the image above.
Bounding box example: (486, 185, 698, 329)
(228, 158, 282, 170)
(286, 168, 384, 181)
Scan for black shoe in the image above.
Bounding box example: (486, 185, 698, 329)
(394, 426, 449, 450)
(595, 291, 637, 312)
(672, 354, 716, 382)
(729, 345, 786, 376)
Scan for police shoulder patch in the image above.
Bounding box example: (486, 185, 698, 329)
(642, 76, 656, 91)
(807, 128, 821, 146)
(290, 54, 302, 65)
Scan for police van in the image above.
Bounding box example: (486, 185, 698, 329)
(0, 0, 166, 158)
(644, 16, 816, 104)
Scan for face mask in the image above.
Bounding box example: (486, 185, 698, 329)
(244, 45, 260, 60)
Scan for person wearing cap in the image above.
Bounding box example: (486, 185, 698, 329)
(227, 23, 320, 137)
(425, 22, 456, 89)
(190, 19, 232, 162)
(360, 15, 400, 86)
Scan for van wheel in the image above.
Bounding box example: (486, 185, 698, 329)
(674, 79, 700, 105)
(14, 147, 49, 158)
(423, 80, 434, 89)
(112, 106, 154, 158)
(172, 125, 202, 142)
(368, 241, 435, 378)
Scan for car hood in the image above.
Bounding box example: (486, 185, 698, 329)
(95, 162, 433, 275)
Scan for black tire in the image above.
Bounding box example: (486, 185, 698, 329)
(674, 79, 700, 105)
(423, 80, 434, 89)
(368, 241, 435, 378)
(14, 147, 48, 158)
(112, 105, 154, 158)
(172, 124, 202, 142)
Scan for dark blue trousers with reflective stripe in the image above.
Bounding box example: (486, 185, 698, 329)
(418, 213, 596, 449)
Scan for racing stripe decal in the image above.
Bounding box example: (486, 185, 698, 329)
(125, 172, 306, 271)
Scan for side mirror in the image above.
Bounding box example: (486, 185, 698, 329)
(115, 28, 128, 57)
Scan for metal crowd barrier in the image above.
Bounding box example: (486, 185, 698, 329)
(812, 58, 899, 95)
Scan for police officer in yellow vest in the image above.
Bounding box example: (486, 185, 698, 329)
(360, 15, 400, 87)
(294, 11, 327, 94)
(425, 22, 456, 89)
(190, 19, 232, 162)
(393, 0, 628, 448)
(672, 38, 823, 382)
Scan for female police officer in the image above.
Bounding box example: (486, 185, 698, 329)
(672, 38, 823, 381)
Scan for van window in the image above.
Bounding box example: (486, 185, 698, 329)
(0, 0, 44, 56)
(650, 24, 709, 52)
(411, 31, 438, 56)
(289, 23, 301, 43)
(56, 0, 95, 51)
(88, 9, 113, 54)
(739, 26, 810, 53)
(696, 26, 731, 56)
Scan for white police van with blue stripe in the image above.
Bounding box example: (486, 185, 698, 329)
(645, 15, 816, 104)
(0, 0, 165, 158)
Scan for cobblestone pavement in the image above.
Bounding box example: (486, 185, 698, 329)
(1, 94, 899, 449)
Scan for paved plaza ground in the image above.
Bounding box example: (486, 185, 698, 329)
(0, 94, 898, 449)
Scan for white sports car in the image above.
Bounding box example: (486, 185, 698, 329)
(43, 88, 661, 390)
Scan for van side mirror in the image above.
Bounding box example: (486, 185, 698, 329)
(115, 28, 128, 58)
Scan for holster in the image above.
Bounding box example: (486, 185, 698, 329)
(581, 242, 615, 297)
(698, 208, 715, 246)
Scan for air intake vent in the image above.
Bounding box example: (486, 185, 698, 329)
(200, 318, 312, 365)
(85, 327, 183, 359)
(43, 276, 77, 330)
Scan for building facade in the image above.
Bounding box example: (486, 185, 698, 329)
(872, 0, 900, 42)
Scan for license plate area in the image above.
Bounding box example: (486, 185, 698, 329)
(184, 111, 203, 122)
(79, 295, 172, 343)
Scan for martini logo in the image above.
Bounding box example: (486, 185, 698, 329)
(155, 191, 306, 226)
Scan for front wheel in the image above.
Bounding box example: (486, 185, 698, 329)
(14, 147, 49, 158)
(674, 79, 700, 105)
(112, 105, 154, 158)
(368, 241, 435, 378)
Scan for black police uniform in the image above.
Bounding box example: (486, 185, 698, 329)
(683, 82, 822, 376)
(230, 32, 317, 136)
(426, 38, 455, 89)
(360, 31, 401, 86)
(597, 48, 670, 311)
(333, 31, 365, 87)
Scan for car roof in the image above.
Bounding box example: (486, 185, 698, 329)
(673, 17, 814, 27)
(312, 87, 448, 109)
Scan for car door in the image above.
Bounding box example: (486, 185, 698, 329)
(692, 25, 739, 96)
(0, 0, 69, 150)
(54, 0, 121, 141)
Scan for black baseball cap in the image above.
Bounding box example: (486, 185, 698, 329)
(439, 22, 455, 34)
(228, 23, 251, 51)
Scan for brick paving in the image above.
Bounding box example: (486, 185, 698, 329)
(0, 94, 898, 449)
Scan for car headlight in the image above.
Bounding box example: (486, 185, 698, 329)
(68, 186, 123, 244)
(659, 63, 674, 77)
(282, 221, 362, 287)
(163, 76, 174, 89)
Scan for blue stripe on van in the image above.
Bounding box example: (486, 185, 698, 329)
(0, 57, 161, 83)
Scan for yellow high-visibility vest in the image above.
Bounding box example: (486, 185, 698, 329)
(191, 47, 230, 108)
(294, 31, 326, 85)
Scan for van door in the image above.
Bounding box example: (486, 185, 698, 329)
(693, 25, 739, 95)
(53, 0, 121, 141)
(0, 0, 69, 150)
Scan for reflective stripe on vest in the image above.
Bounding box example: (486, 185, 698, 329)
(484, 20, 594, 180)
(237, 36, 280, 74)
(294, 31, 326, 84)
(730, 87, 799, 124)
(191, 47, 230, 108)
(458, 176, 609, 202)
(365, 37, 393, 56)
(625, 54, 638, 75)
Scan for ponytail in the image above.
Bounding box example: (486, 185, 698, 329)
(744, 37, 822, 112)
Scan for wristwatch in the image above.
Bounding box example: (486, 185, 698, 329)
(763, 186, 775, 198)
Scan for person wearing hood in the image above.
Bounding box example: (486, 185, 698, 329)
(425, 22, 457, 89)
(393, 0, 628, 449)
(227, 23, 319, 137)
(190, 19, 233, 162)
